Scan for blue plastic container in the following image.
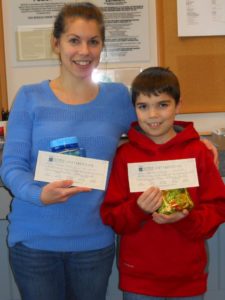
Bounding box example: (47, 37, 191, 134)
(50, 136, 86, 157)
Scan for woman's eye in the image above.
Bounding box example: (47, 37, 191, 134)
(89, 39, 100, 46)
(69, 38, 79, 44)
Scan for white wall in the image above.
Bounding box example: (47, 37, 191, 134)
(176, 112, 225, 133)
(2, 0, 225, 133)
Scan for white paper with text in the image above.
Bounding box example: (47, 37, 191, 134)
(34, 151, 109, 191)
(128, 158, 199, 193)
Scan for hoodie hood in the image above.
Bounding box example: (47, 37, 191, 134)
(127, 120, 200, 154)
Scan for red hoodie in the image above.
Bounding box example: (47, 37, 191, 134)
(100, 121, 225, 297)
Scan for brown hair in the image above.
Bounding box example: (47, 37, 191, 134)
(131, 67, 181, 105)
(53, 2, 105, 45)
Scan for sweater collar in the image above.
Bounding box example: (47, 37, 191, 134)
(128, 120, 200, 153)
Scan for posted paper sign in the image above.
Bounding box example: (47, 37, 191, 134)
(128, 158, 199, 193)
(34, 151, 109, 191)
(177, 0, 225, 37)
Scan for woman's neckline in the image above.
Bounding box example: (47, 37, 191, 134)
(48, 78, 100, 106)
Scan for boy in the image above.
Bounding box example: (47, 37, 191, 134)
(100, 67, 225, 300)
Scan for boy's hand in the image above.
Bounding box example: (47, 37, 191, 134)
(152, 209, 189, 224)
(137, 186, 163, 214)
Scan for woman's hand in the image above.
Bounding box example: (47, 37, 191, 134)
(41, 180, 91, 205)
(201, 138, 219, 168)
(137, 186, 163, 214)
(152, 209, 189, 224)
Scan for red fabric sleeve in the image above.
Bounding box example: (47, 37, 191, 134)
(173, 146, 225, 241)
(100, 147, 151, 234)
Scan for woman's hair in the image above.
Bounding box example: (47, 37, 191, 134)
(131, 67, 181, 105)
(53, 2, 105, 44)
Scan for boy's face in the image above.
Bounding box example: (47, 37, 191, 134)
(135, 92, 181, 144)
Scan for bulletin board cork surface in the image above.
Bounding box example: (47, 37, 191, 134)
(156, 0, 225, 113)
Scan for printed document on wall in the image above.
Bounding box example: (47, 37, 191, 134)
(177, 0, 225, 36)
(12, 0, 151, 66)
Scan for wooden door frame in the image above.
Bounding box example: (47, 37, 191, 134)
(0, 0, 8, 115)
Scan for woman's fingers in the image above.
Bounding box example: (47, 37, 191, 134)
(41, 180, 91, 205)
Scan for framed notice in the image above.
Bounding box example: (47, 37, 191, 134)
(11, 0, 150, 66)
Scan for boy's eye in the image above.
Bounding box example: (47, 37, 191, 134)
(159, 102, 169, 108)
(136, 103, 147, 110)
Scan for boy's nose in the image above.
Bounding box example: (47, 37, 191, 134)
(148, 108, 158, 118)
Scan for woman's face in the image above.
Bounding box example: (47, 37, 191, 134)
(53, 17, 103, 81)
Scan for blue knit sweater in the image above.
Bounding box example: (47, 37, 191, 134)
(1, 80, 136, 251)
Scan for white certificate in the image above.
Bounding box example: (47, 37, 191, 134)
(34, 151, 109, 191)
(128, 158, 199, 193)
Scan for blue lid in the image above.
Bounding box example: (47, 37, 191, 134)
(50, 136, 78, 148)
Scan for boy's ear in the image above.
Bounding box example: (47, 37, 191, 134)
(175, 98, 182, 114)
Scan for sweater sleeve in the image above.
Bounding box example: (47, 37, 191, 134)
(120, 84, 137, 133)
(173, 145, 225, 241)
(0, 86, 43, 206)
(100, 146, 151, 234)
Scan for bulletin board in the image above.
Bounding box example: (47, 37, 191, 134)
(156, 0, 225, 113)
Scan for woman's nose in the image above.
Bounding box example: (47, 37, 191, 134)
(79, 42, 89, 55)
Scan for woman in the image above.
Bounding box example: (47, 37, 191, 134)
(0, 2, 217, 300)
(1, 3, 135, 300)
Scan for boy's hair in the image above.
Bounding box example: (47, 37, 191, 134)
(131, 67, 180, 105)
(53, 2, 105, 45)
